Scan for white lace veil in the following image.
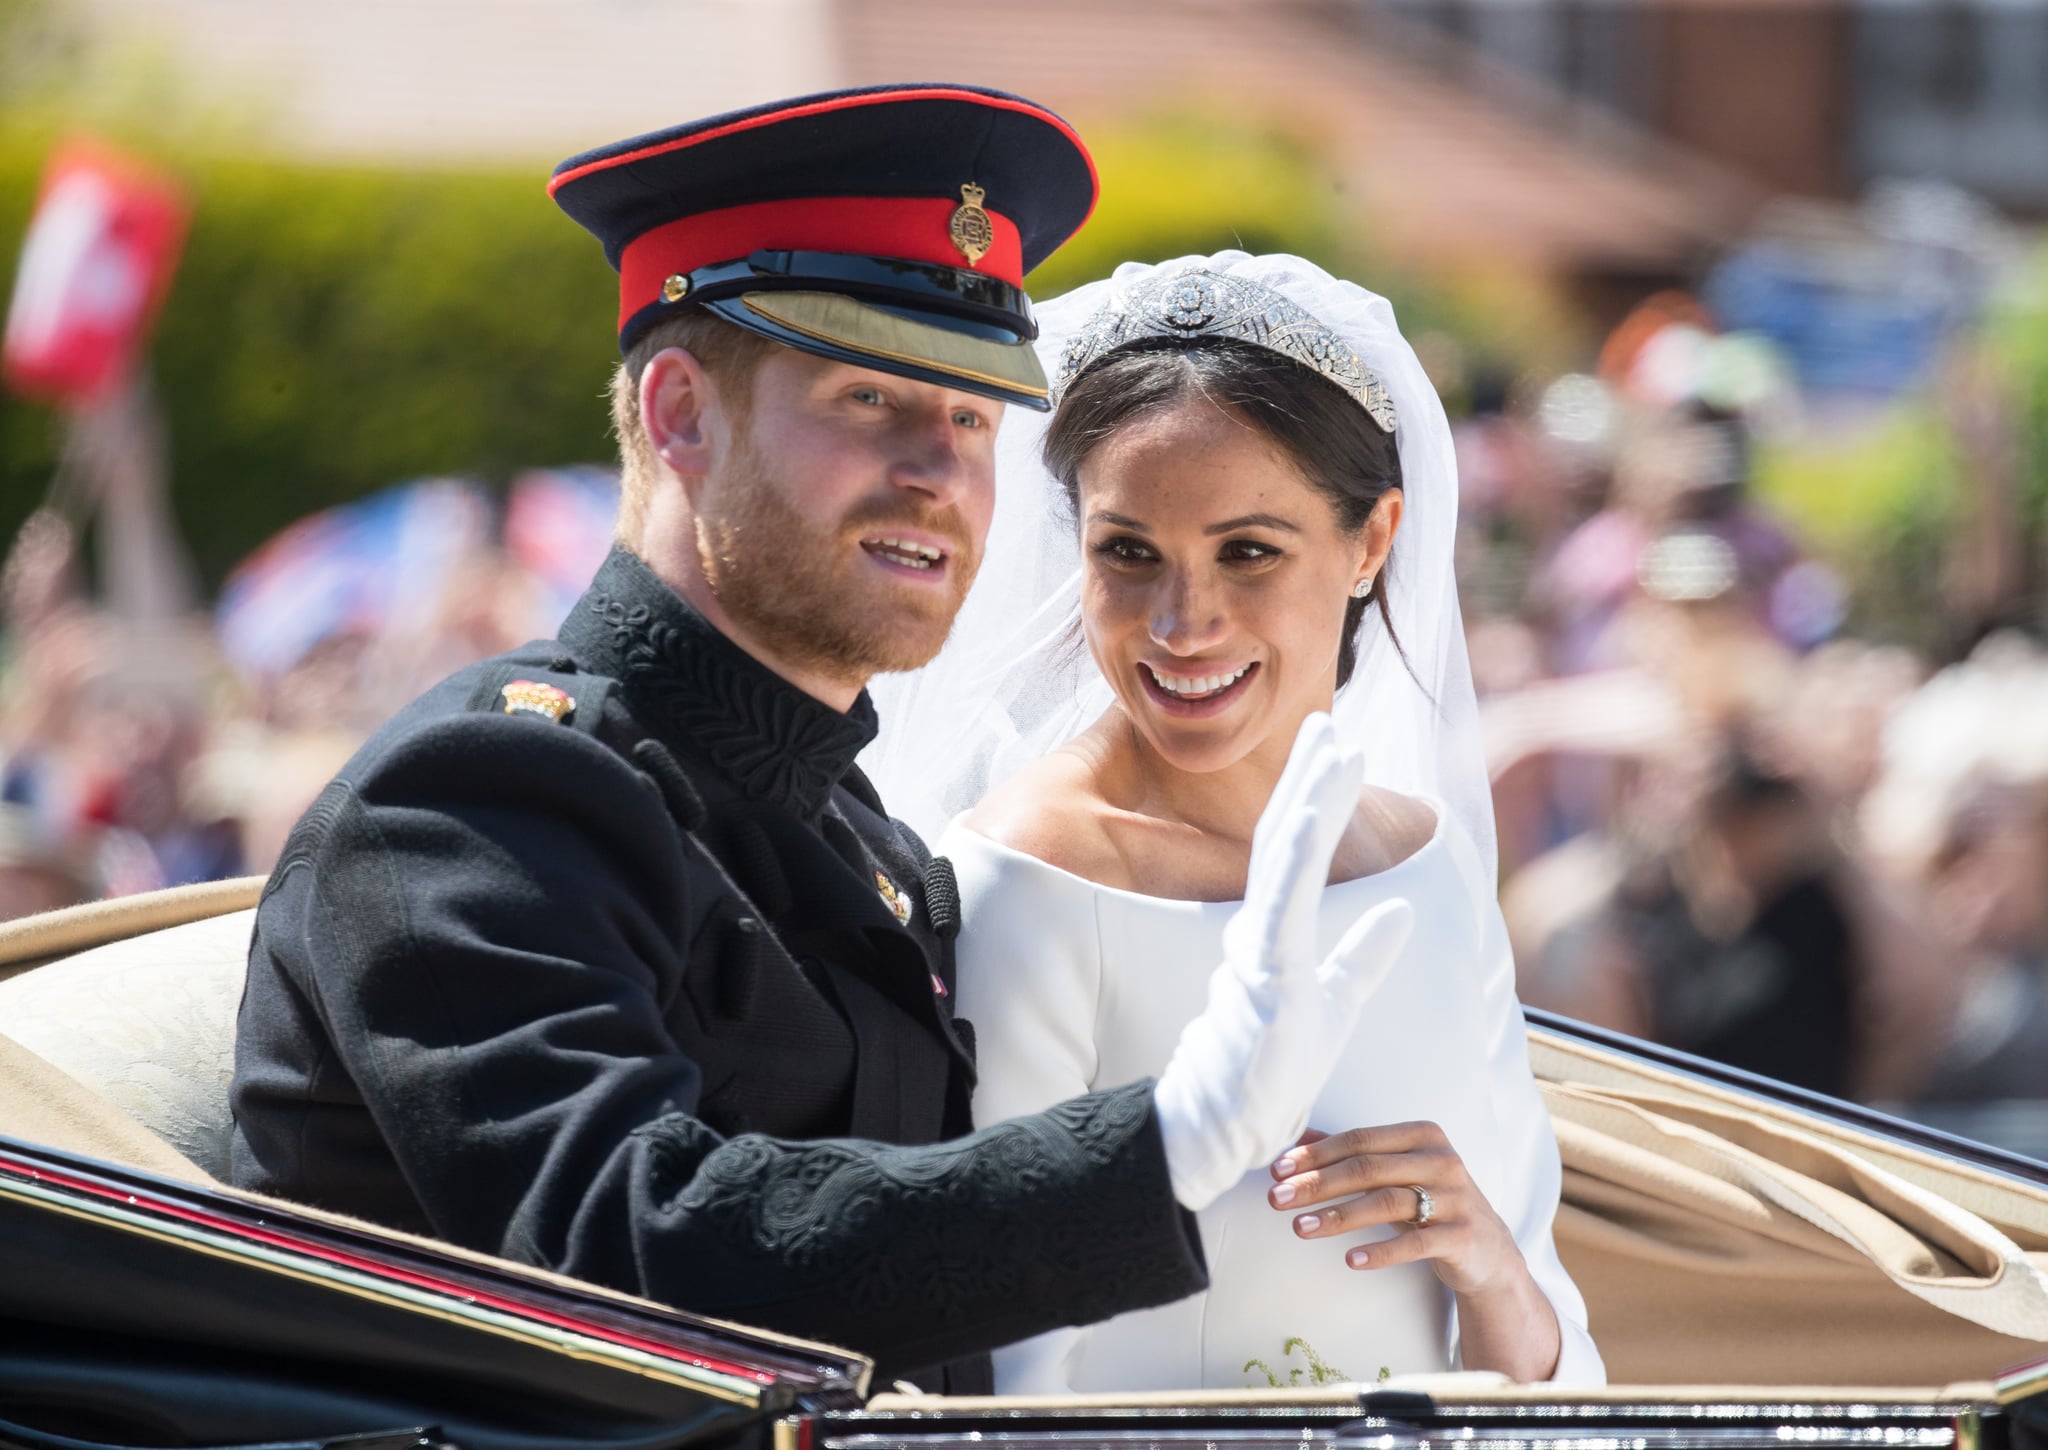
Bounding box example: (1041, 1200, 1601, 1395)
(862, 251, 1495, 882)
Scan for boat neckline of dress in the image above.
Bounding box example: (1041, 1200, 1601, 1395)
(946, 793, 1449, 909)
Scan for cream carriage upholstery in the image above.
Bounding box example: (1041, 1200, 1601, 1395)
(1, 879, 2046, 1388)
(0, 879, 259, 1182)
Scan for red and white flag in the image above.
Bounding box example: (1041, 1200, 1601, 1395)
(2, 138, 190, 407)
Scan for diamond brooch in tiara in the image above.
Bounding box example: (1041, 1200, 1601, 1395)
(1052, 267, 1398, 434)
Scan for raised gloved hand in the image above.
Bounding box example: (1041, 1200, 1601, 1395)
(1152, 712, 1415, 1212)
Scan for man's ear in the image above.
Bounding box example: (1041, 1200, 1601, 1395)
(639, 347, 720, 485)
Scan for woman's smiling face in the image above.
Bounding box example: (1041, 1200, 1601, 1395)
(1077, 395, 1389, 776)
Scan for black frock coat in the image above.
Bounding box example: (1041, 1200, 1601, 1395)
(230, 547, 1207, 1388)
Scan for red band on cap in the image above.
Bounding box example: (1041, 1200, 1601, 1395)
(617, 195, 1024, 334)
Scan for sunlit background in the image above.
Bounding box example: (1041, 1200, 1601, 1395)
(5, 0, 2048, 1152)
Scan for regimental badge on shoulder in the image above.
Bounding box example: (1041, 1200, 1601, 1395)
(875, 870, 914, 926)
(501, 680, 576, 723)
(949, 182, 993, 267)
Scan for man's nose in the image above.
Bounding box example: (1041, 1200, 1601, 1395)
(887, 408, 971, 506)
(1149, 569, 1227, 653)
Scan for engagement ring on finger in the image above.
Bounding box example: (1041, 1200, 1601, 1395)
(1407, 1184, 1434, 1226)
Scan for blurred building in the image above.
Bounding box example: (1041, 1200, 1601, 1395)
(62, 0, 2048, 294)
(1377, 0, 2048, 216)
(64, 0, 1755, 309)
(63, 0, 839, 161)
(840, 0, 1756, 318)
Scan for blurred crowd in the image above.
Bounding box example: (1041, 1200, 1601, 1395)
(1453, 309, 2048, 1156)
(0, 422, 618, 926)
(5, 296, 2048, 1157)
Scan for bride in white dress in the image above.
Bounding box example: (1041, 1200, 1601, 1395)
(864, 253, 1602, 1391)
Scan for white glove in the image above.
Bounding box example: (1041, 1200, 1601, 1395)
(1152, 713, 1415, 1211)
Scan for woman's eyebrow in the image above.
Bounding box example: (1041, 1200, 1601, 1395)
(1089, 511, 1152, 532)
(1205, 513, 1301, 535)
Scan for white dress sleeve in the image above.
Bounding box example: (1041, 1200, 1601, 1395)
(941, 822, 1106, 1394)
(1469, 888, 1607, 1386)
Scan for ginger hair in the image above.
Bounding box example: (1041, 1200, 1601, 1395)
(608, 311, 778, 548)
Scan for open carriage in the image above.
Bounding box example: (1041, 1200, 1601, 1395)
(4, 879, 2048, 1450)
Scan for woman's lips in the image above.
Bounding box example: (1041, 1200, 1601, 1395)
(1137, 660, 1260, 718)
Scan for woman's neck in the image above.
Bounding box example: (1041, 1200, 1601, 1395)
(1002, 701, 1431, 902)
(1099, 700, 1330, 852)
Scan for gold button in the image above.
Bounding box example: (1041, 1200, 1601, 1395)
(662, 274, 690, 302)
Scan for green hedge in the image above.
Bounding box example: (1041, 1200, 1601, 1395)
(0, 131, 621, 588)
(1032, 114, 1582, 380)
(0, 112, 1567, 594)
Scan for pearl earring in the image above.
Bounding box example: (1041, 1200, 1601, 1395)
(1351, 576, 1374, 599)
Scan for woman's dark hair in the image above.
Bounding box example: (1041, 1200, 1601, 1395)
(1043, 338, 1403, 689)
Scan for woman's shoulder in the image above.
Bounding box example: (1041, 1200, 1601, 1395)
(942, 756, 1121, 975)
(1369, 792, 1503, 946)
(957, 747, 1136, 892)
(964, 766, 1452, 895)
(1352, 785, 1441, 871)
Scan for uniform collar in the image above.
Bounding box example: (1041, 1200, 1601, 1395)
(561, 546, 878, 819)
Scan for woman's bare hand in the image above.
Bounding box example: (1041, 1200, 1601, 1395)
(1268, 1121, 1561, 1381)
(1268, 1122, 1521, 1291)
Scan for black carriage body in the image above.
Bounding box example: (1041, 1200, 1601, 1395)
(818, 1391, 1999, 1450)
(5, 1014, 2048, 1450)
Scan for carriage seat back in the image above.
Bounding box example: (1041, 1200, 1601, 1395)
(0, 905, 253, 1180)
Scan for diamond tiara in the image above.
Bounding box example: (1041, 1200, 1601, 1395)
(1051, 267, 1398, 433)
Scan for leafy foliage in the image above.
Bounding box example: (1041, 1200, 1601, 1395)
(1030, 113, 1584, 378)
(1028, 115, 1352, 300)
(1752, 408, 1959, 649)
(1243, 1335, 1350, 1388)
(1984, 247, 2048, 627)
(0, 129, 619, 587)
(0, 101, 1574, 592)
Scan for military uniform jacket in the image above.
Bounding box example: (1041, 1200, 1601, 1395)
(230, 547, 1207, 1386)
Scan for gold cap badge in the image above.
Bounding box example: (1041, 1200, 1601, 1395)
(501, 680, 576, 723)
(875, 870, 914, 926)
(948, 182, 993, 268)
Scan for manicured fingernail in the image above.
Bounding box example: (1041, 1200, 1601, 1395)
(1271, 1182, 1296, 1206)
(1273, 1156, 1296, 1177)
(1347, 1247, 1370, 1269)
(1295, 1213, 1321, 1235)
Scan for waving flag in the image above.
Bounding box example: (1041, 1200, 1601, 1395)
(216, 479, 493, 680)
(504, 467, 621, 623)
(3, 138, 189, 406)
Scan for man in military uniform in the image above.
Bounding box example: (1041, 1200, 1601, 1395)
(231, 85, 1401, 1391)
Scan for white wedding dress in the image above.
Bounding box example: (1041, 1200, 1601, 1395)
(943, 802, 1605, 1392)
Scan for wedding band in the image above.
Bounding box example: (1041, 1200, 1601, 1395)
(1407, 1184, 1434, 1226)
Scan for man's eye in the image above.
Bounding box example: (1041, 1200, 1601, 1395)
(851, 387, 885, 406)
(952, 409, 985, 429)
